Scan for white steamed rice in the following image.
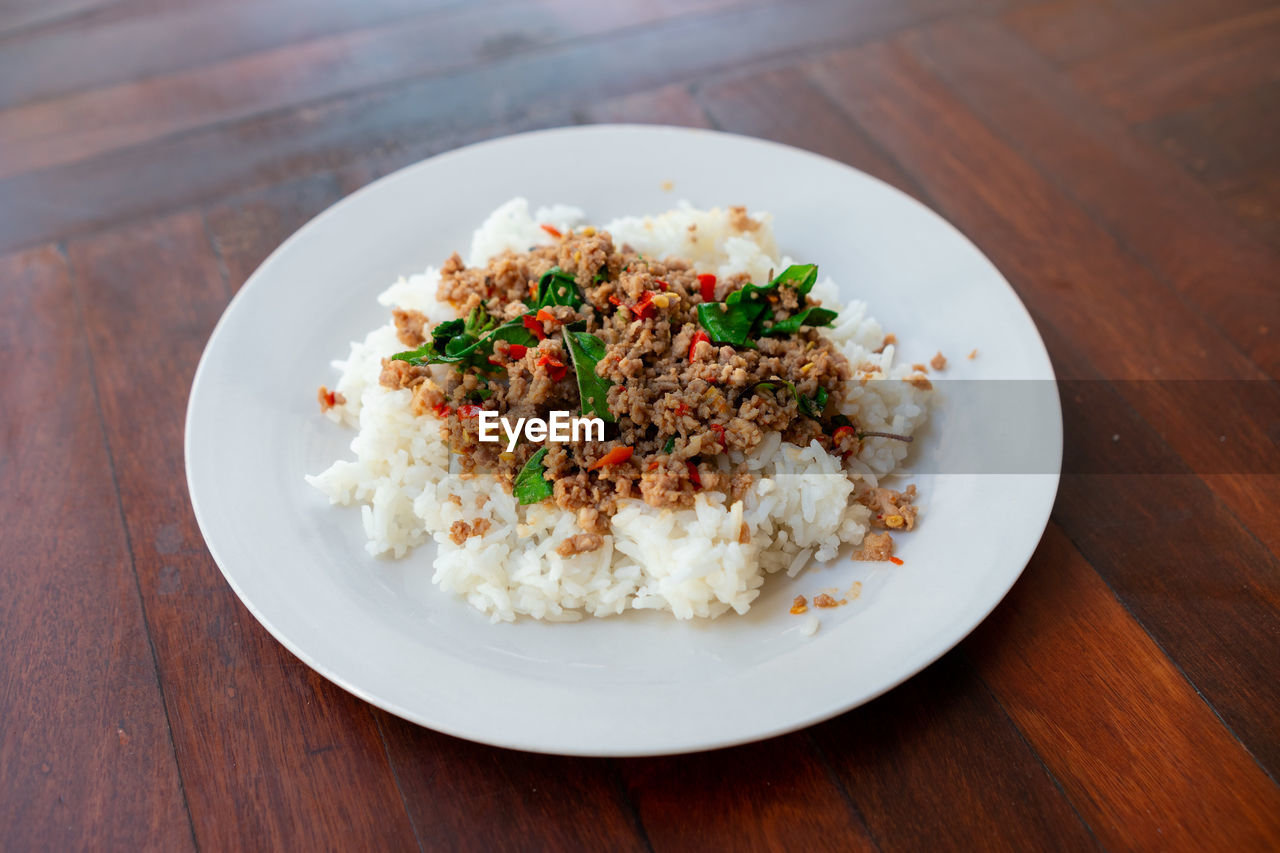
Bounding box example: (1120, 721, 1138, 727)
(307, 198, 929, 622)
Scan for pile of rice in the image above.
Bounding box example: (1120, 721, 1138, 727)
(307, 199, 929, 621)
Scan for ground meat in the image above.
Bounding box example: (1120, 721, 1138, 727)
(393, 308, 430, 347)
(931, 351, 947, 371)
(556, 533, 604, 557)
(448, 517, 491, 545)
(905, 372, 932, 390)
(790, 595, 808, 615)
(372, 226, 916, 528)
(814, 592, 844, 608)
(380, 357, 429, 390)
(728, 205, 760, 232)
(317, 386, 345, 411)
(861, 485, 918, 531)
(855, 532, 895, 561)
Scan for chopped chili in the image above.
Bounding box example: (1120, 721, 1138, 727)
(697, 273, 716, 302)
(457, 404, 481, 419)
(689, 329, 710, 361)
(889, 556, 904, 566)
(647, 460, 660, 471)
(631, 291, 657, 320)
(709, 423, 726, 449)
(521, 314, 547, 340)
(832, 425, 856, 443)
(686, 461, 701, 488)
(536, 353, 567, 381)
(432, 403, 452, 418)
(535, 308, 557, 325)
(540, 223, 562, 238)
(588, 446, 634, 470)
(655, 279, 669, 291)
(507, 343, 527, 359)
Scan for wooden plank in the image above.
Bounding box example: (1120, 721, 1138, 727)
(812, 654, 1100, 851)
(899, 17, 1280, 377)
(1003, 0, 1274, 66)
(0, 0, 461, 109)
(694, 66, 923, 196)
(1068, 6, 1280, 123)
(0, 0, 114, 39)
(203, 172, 343, 291)
(377, 721, 650, 851)
(65, 210, 422, 850)
(0, 0, 1002, 254)
(967, 523, 1280, 849)
(1219, 174, 1280, 253)
(580, 83, 712, 128)
(0, 245, 194, 851)
(619, 734, 876, 851)
(0, 0, 756, 180)
(804, 40, 1280, 773)
(1139, 80, 1280, 190)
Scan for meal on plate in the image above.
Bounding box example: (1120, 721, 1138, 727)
(308, 199, 931, 621)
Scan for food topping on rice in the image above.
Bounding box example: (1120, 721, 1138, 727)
(378, 227, 886, 532)
(306, 199, 931, 622)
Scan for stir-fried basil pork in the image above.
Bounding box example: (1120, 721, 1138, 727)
(378, 227, 897, 536)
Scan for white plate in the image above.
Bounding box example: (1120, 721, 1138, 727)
(186, 125, 1061, 756)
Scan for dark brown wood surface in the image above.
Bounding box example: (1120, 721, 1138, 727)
(2, 0, 1277, 849)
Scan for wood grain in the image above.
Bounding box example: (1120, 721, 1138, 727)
(3, 0, 1279, 846)
(812, 654, 1099, 852)
(619, 734, 875, 852)
(0, 246, 194, 851)
(1068, 6, 1280, 123)
(805, 39, 1280, 774)
(901, 17, 1280, 377)
(967, 524, 1280, 849)
(65, 211, 421, 850)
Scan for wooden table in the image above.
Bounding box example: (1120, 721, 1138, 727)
(4, 0, 1278, 848)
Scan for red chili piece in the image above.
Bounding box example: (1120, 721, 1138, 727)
(689, 330, 710, 361)
(432, 403, 452, 418)
(889, 556, 904, 566)
(687, 461, 702, 488)
(588, 446, 634, 471)
(457, 404, 482, 419)
(630, 291, 657, 320)
(709, 423, 726, 450)
(507, 344, 528, 359)
(537, 353, 567, 382)
(655, 279, 670, 291)
(540, 224, 562, 238)
(698, 273, 716, 302)
(521, 314, 547, 340)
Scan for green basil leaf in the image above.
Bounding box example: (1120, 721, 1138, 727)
(764, 305, 838, 336)
(463, 304, 498, 338)
(392, 314, 538, 370)
(744, 379, 828, 419)
(696, 301, 765, 347)
(662, 436, 675, 453)
(534, 266, 584, 308)
(562, 329, 615, 422)
(513, 447, 553, 505)
(770, 263, 819, 295)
